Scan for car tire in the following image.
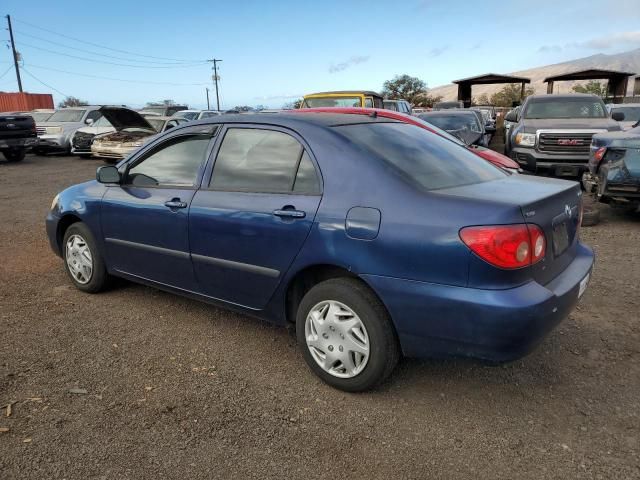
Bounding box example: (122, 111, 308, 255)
(296, 277, 400, 392)
(62, 222, 111, 293)
(582, 202, 600, 227)
(3, 149, 26, 162)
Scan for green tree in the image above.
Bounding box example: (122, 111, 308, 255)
(382, 74, 428, 105)
(489, 84, 535, 107)
(284, 98, 303, 109)
(58, 96, 88, 108)
(572, 80, 607, 97)
(474, 93, 490, 106)
(413, 92, 443, 108)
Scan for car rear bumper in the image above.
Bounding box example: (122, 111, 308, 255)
(511, 147, 589, 176)
(362, 242, 594, 362)
(0, 137, 37, 149)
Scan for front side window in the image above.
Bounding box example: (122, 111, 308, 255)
(335, 122, 504, 191)
(364, 97, 374, 108)
(612, 106, 640, 123)
(126, 135, 211, 187)
(210, 128, 320, 193)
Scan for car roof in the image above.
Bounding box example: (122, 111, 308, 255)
(186, 111, 401, 129)
(611, 103, 640, 107)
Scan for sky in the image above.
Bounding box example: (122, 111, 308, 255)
(2, 0, 640, 109)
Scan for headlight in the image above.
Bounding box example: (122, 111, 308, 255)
(124, 141, 143, 147)
(46, 126, 63, 134)
(515, 132, 536, 147)
(50, 193, 60, 211)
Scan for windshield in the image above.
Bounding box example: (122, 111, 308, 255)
(147, 119, 165, 132)
(31, 111, 53, 122)
(417, 114, 481, 133)
(47, 109, 86, 123)
(524, 97, 607, 119)
(302, 97, 362, 108)
(612, 106, 640, 123)
(334, 122, 503, 191)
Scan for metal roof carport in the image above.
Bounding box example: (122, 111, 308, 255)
(452, 73, 531, 108)
(544, 69, 635, 103)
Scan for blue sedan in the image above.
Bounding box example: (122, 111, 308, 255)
(46, 113, 594, 391)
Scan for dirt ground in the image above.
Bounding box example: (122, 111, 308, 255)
(1, 154, 639, 480)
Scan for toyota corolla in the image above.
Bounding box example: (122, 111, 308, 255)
(46, 113, 594, 391)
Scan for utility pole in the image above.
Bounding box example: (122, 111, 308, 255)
(205, 88, 210, 110)
(208, 58, 222, 111)
(6, 15, 23, 93)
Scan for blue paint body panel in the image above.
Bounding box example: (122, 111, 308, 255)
(45, 113, 594, 362)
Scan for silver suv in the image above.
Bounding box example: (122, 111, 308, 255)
(35, 107, 103, 154)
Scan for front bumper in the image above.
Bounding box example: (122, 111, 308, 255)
(45, 210, 62, 257)
(363, 242, 594, 362)
(37, 134, 70, 151)
(511, 147, 589, 176)
(91, 144, 136, 160)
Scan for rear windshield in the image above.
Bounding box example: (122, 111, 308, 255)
(48, 110, 86, 122)
(334, 122, 504, 190)
(418, 113, 481, 133)
(524, 97, 607, 119)
(302, 97, 362, 108)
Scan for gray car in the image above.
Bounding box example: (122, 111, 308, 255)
(505, 94, 620, 177)
(35, 107, 103, 154)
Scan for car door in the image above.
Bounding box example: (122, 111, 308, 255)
(189, 125, 322, 309)
(101, 128, 216, 290)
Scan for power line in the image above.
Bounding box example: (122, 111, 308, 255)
(0, 64, 14, 81)
(26, 63, 210, 86)
(14, 30, 207, 66)
(13, 17, 206, 63)
(19, 42, 208, 69)
(21, 67, 68, 97)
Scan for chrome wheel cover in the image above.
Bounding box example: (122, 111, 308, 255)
(65, 234, 93, 285)
(305, 300, 370, 378)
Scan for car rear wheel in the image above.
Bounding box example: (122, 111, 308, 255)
(3, 149, 26, 162)
(62, 223, 110, 293)
(296, 278, 399, 392)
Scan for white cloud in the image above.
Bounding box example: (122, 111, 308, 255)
(328, 55, 370, 74)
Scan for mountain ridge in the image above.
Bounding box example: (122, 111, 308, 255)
(428, 48, 640, 101)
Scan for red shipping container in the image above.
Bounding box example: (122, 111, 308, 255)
(0, 92, 55, 112)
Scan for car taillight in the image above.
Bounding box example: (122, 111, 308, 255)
(459, 224, 546, 269)
(593, 147, 607, 164)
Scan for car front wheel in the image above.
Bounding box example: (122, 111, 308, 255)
(62, 222, 110, 293)
(296, 278, 400, 392)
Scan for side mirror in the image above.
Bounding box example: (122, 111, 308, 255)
(86, 118, 94, 125)
(611, 111, 625, 121)
(96, 165, 120, 184)
(485, 125, 496, 133)
(504, 111, 518, 123)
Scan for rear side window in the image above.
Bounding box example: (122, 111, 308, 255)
(335, 122, 504, 191)
(210, 128, 320, 194)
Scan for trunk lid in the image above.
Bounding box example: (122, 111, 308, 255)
(441, 175, 582, 286)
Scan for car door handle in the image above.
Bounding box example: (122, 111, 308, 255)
(164, 199, 187, 209)
(273, 209, 305, 219)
